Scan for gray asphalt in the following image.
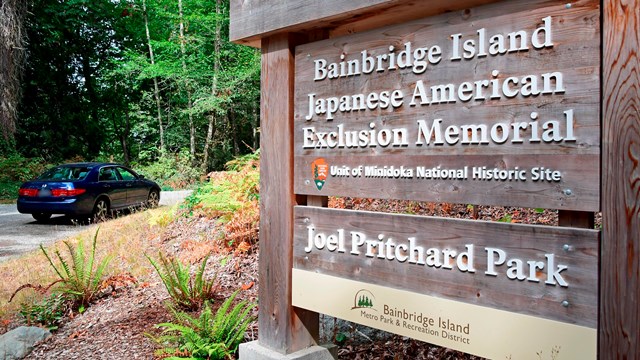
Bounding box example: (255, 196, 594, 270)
(0, 190, 192, 263)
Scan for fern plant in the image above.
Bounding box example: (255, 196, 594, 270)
(147, 252, 218, 310)
(182, 150, 260, 252)
(152, 291, 255, 360)
(40, 228, 113, 309)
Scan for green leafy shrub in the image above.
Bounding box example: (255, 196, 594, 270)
(0, 155, 49, 200)
(0, 181, 20, 201)
(182, 150, 260, 251)
(0, 155, 48, 182)
(147, 252, 218, 311)
(152, 291, 255, 360)
(40, 229, 113, 309)
(183, 150, 259, 214)
(19, 293, 69, 330)
(136, 149, 201, 191)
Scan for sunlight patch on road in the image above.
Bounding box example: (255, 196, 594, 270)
(0, 212, 20, 216)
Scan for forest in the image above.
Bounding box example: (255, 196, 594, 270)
(0, 0, 260, 193)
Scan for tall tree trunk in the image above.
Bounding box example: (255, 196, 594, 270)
(81, 50, 101, 157)
(202, 0, 222, 170)
(229, 107, 239, 155)
(0, 0, 26, 144)
(113, 105, 131, 167)
(178, 0, 196, 161)
(122, 111, 131, 166)
(252, 98, 259, 150)
(142, 0, 165, 152)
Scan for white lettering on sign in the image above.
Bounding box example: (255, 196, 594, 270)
(313, 42, 443, 82)
(449, 16, 553, 60)
(303, 123, 409, 149)
(303, 16, 565, 122)
(415, 110, 575, 146)
(408, 71, 565, 106)
(306, 89, 404, 121)
(323, 164, 565, 182)
(303, 109, 576, 149)
(305, 226, 570, 287)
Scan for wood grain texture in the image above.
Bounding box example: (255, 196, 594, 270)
(294, 206, 600, 328)
(295, 154, 599, 211)
(600, 0, 640, 357)
(293, 0, 601, 211)
(558, 210, 595, 228)
(307, 195, 328, 207)
(258, 34, 318, 354)
(230, 0, 503, 47)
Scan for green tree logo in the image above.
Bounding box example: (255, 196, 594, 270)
(352, 290, 376, 310)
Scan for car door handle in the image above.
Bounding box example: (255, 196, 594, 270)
(103, 184, 110, 188)
(126, 183, 132, 187)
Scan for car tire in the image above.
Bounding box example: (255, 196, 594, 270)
(32, 213, 52, 222)
(92, 198, 110, 223)
(147, 190, 160, 209)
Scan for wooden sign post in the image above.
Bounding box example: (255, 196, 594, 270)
(230, 0, 639, 359)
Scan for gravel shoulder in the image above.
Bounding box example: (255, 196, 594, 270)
(0, 190, 192, 263)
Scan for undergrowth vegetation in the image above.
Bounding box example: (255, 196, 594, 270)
(0, 149, 260, 356)
(18, 293, 68, 330)
(0, 155, 48, 200)
(0, 208, 170, 322)
(9, 229, 114, 324)
(136, 150, 202, 191)
(39, 229, 114, 309)
(147, 253, 219, 311)
(182, 150, 259, 253)
(151, 291, 255, 360)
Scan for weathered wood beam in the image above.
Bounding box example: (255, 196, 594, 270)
(600, 0, 640, 358)
(258, 33, 318, 354)
(230, 0, 503, 47)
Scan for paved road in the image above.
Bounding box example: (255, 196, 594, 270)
(0, 190, 191, 262)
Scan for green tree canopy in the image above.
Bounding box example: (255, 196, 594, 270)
(13, 0, 260, 171)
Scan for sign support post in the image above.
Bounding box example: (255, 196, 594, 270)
(600, 0, 640, 356)
(238, 33, 336, 360)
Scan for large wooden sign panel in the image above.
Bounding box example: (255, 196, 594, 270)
(293, 206, 599, 327)
(293, 0, 600, 211)
(292, 206, 599, 358)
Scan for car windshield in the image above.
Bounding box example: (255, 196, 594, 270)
(38, 166, 91, 181)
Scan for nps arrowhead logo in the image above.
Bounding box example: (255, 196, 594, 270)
(311, 158, 329, 191)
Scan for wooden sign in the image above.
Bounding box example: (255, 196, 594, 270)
(231, 0, 639, 358)
(293, 206, 599, 358)
(293, 0, 600, 211)
(293, 206, 599, 328)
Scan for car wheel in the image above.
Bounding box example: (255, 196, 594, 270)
(32, 213, 52, 222)
(147, 190, 160, 209)
(92, 198, 110, 223)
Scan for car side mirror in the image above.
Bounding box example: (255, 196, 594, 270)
(139, 175, 145, 179)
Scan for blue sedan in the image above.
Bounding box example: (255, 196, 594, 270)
(17, 162, 161, 222)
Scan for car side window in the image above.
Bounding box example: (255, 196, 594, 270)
(98, 167, 118, 182)
(117, 167, 137, 181)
